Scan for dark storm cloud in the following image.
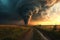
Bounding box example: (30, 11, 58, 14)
(17, 0, 58, 24)
(0, 0, 21, 24)
(0, 0, 57, 24)
(17, 0, 50, 24)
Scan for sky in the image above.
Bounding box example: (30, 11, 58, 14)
(0, 0, 21, 24)
(0, 0, 60, 25)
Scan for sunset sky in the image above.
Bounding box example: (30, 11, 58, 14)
(0, 0, 60, 25)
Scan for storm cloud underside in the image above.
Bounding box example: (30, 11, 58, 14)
(0, 0, 60, 25)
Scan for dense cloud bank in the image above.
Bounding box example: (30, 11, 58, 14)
(0, 0, 22, 24)
(0, 0, 59, 24)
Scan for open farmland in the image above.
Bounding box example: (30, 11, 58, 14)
(0, 25, 60, 40)
(0, 25, 30, 40)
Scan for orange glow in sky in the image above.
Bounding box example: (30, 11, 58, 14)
(28, 2, 60, 25)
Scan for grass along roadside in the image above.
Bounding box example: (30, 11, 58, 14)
(0, 26, 30, 40)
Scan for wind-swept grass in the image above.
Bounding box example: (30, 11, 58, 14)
(36, 25, 60, 40)
(0, 25, 30, 40)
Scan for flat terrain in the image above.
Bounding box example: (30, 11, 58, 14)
(0, 25, 60, 40)
(0, 25, 30, 40)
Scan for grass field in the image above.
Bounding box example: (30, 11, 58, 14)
(40, 29, 60, 40)
(0, 25, 60, 40)
(37, 25, 60, 31)
(0, 25, 30, 40)
(36, 25, 60, 40)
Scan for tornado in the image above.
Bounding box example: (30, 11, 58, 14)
(17, 0, 57, 25)
(18, 4, 33, 25)
(23, 15, 30, 25)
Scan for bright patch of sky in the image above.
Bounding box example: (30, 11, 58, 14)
(50, 2, 60, 13)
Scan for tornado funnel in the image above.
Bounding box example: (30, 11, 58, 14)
(23, 16, 30, 25)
